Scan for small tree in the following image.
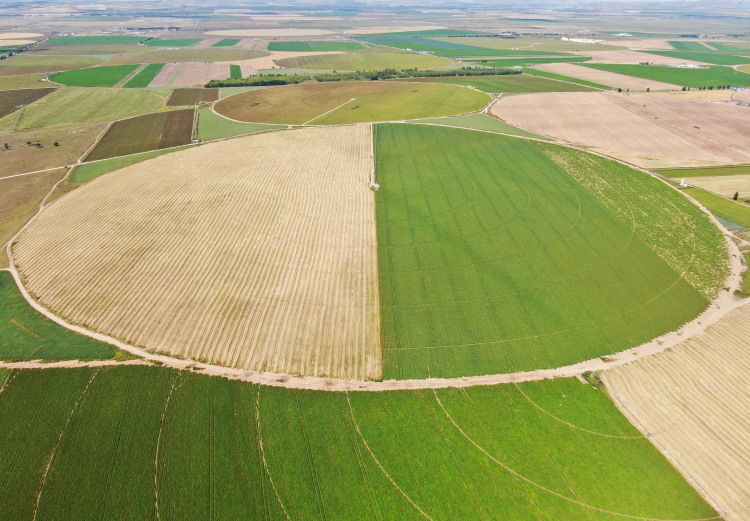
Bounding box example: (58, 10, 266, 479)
(3, 143, 8, 150)
(734, 192, 740, 200)
(53, 141, 60, 147)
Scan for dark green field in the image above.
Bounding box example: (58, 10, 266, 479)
(46, 35, 145, 46)
(0, 272, 117, 361)
(375, 124, 724, 379)
(49, 65, 140, 87)
(0, 87, 55, 117)
(583, 63, 750, 88)
(643, 50, 750, 65)
(123, 63, 165, 88)
(658, 165, 750, 178)
(268, 40, 366, 51)
(475, 56, 592, 67)
(230, 64, 242, 79)
(0, 365, 716, 520)
(84, 109, 195, 161)
(212, 39, 240, 47)
(166, 88, 220, 106)
(392, 73, 598, 93)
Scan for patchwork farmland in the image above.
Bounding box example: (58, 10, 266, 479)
(1, 9, 749, 520)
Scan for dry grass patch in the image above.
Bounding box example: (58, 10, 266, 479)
(602, 303, 750, 520)
(531, 62, 680, 90)
(683, 175, 750, 199)
(148, 63, 229, 87)
(13, 125, 380, 380)
(492, 91, 750, 168)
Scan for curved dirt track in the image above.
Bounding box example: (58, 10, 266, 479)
(4, 122, 746, 391)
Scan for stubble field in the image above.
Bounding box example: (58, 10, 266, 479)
(13, 125, 380, 380)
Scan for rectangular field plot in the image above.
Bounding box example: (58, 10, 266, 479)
(0, 87, 55, 117)
(375, 124, 720, 379)
(166, 87, 220, 106)
(393, 73, 599, 93)
(123, 63, 165, 88)
(49, 65, 140, 87)
(583, 63, 750, 88)
(0, 366, 717, 521)
(603, 303, 750, 520)
(268, 40, 366, 51)
(84, 109, 195, 161)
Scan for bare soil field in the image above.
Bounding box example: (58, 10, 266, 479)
(492, 91, 750, 168)
(646, 89, 735, 101)
(206, 29, 334, 37)
(602, 302, 750, 520)
(12, 125, 380, 380)
(0, 87, 55, 118)
(579, 49, 709, 65)
(105, 48, 263, 66)
(166, 88, 220, 106)
(735, 88, 750, 103)
(683, 175, 750, 198)
(149, 63, 229, 87)
(531, 62, 680, 91)
(0, 32, 44, 39)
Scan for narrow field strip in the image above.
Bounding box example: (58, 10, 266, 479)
(12, 125, 380, 380)
(154, 370, 180, 521)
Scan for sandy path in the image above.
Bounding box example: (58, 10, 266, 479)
(531, 62, 680, 91)
(603, 302, 750, 520)
(492, 91, 750, 168)
(12, 125, 380, 381)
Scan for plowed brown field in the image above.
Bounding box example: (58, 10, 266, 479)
(602, 302, 750, 520)
(12, 125, 380, 380)
(531, 62, 679, 91)
(493, 91, 750, 168)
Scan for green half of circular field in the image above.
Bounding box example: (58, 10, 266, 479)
(213, 81, 490, 125)
(377, 124, 728, 379)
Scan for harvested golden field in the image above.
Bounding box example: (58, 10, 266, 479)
(13, 125, 380, 379)
(684, 175, 750, 198)
(531, 62, 680, 90)
(492, 91, 750, 168)
(602, 303, 750, 520)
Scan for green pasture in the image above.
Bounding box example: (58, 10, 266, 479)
(70, 146, 190, 184)
(212, 38, 240, 47)
(658, 165, 750, 178)
(0, 54, 102, 76)
(473, 56, 592, 67)
(196, 108, 284, 141)
(268, 40, 366, 52)
(0, 366, 716, 520)
(49, 64, 139, 87)
(0, 87, 165, 131)
(668, 41, 717, 51)
(46, 35, 145, 46)
(375, 124, 725, 379)
(123, 63, 165, 88)
(526, 68, 611, 89)
(143, 38, 202, 47)
(230, 64, 242, 79)
(583, 63, 750, 88)
(684, 188, 750, 228)
(393, 73, 599, 93)
(0, 272, 118, 361)
(644, 50, 750, 65)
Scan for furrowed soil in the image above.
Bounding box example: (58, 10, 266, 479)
(166, 88, 220, 106)
(530, 62, 680, 91)
(492, 91, 750, 168)
(0, 88, 55, 118)
(602, 302, 750, 520)
(84, 109, 195, 161)
(13, 125, 380, 380)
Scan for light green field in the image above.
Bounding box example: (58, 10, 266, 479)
(0, 272, 118, 361)
(684, 187, 750, 228)
(0, 366, 716, 520)
(275, 48, 451, 71)
(0, 88, 165, 131)
(49, 65, 140, 87)
(432, 36, 625, 52)
(392, 73, 599, 93)
(69, 146, 192, 184)
(214, 81, 490, 125)
(0, 73, 50, 89)
(526, 68, 611, 89)
(658, 164, 750, 177)
(0, 55, 103, 76)
(376, 124, 726, 379)
(583, 63, 750, 88)
(407, 114, 548, 140)
(196, 108, 284, 141)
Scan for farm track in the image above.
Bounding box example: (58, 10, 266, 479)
(11, 125, 380, 380)
(603, 303, 750, 520)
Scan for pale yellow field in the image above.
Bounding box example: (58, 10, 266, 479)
(493, 91, 750, 168)
(602, 303, 750, 520)
(684, 175, 750, 198)
(217, 50, 346, 71)
(531, 62, 680, 91)
(13, 125, 381, 380)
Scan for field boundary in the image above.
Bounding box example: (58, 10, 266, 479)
(3, 123, 746, 391)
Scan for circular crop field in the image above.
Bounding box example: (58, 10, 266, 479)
(12, 124, 727, 381)
(213, 81, 490, 125)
